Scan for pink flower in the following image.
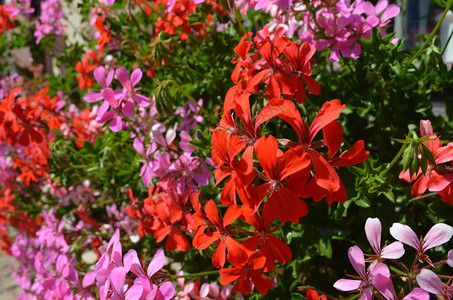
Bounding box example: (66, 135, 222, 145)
(333, 246, 390, 299)
(116, 67, 150, 108)
(83, 66, 115, 103)
(372, 274, 429, 300)
(389, 222, 453, 254)
(361, 0, 401, 28)
(365, 218, 404, 260)
(416, 269, 453, 299)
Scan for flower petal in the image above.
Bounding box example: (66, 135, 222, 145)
(372, 274, 397, 300)
(147, 248, 165, 278)
(421, 223, 453, 252)
(416, 269, 444, 296)
(333, 279, 363, 292)
(389, 223, 420, 251)
(381, 241, 405, 259)
(365, 217, 382, 255)
(348, 246, 366, 279)
(403, 288, 429, 300)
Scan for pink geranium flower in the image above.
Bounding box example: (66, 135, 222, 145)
(333, 246, 390, 299)
(416, 269, 453, 299)
(389, 223, 453, 254)
(365, 218, 404, 260)
(116, 67, 150, 108)
(372, 274, 429, 300)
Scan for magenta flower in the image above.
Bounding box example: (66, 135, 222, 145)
(97, 88, 128, 132)
(416, 269, 453, 299)
(361, 0, 401, 28)
(116, 67, 151, 108)
(372, 274, 429, 300)
(83, 66, 115, 103)
(333, 246, 390, 299)
(389, 223, 453, 254)
(365, 218, 404, 260)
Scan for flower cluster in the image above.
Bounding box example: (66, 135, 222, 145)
(84, 229, 176, 300)
(11, 210, 93, 299)
(187, 29, 369, 295)
(34, 0, 66, 44)
(266, 0, 400, 62)
(334, 217, 453, 299)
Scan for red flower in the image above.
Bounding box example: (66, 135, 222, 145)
(242, 213, 292, 271)
(283, 41, 321, 103)
(219, 251, 273, 295)
(306, 289, 327, 300)
(254, 135, 310, 223)
(211, 130, 254, 206)
(194, 200, 244, 268)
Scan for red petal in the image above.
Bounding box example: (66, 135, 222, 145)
(310, 150, 340, 192)
(279, 146, 311, 180)
(223, 205, 241, 226)
(308, 100, 345, 143)
(250, 271, 273, 295)
(219, 268, 242, 285)
(255, 136, 278, 180)
(196, 231, 222, 250)
(330, 140, 369, 167)
(212, 239, 226, 268)
(204, 200, 223, 228)
(323, 121, 343, 160)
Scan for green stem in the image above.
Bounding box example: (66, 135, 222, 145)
(381, 142, 408, 176)
(170, 270, 219, 280)
(232, 5, 245, 35)
(404, 0, 453, 69)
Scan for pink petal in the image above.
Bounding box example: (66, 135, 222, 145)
(358, 286, 373, 300)
(333, 279, 363, 291)
(448, 250, 453, 268)
(94, 66, 107, 87)
(200, 283, 210, 298)
(109, 115, 123, 132)
(381, 5, 400, 23)
(389, 223, 420, 251)
(372, 274, 397, 300)
(365, 218, 382, 255)
(380, 241, 405, 259)
(83, 270, 96, 288)
(84, 92, 103, 103)
(102, 88, 118, 108)
(97, 101, 111, 121)
(124, 250, 146, 277)
(421, 223, 453, 252)
(116, 67, 130, 86)
(130, 69, 142, 87)
(110, 267, 127, 297)
(403, 288, 429, 300)
(125, 280, 144, 300)
(156, 281, 176, 300)
(375, 0, 388, 14)
(369, 263, 390, 278)
(348, 246, 366, 279)
(416, 269, 444, 295)
(122, 99, 135, 118)
(133, 94, 150, 107)
(147, 249, 165, 278)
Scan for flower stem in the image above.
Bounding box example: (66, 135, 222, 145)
(404, 0, 453, 69)
(170, 270, 219, 279)
(381, 142, 408, 176)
